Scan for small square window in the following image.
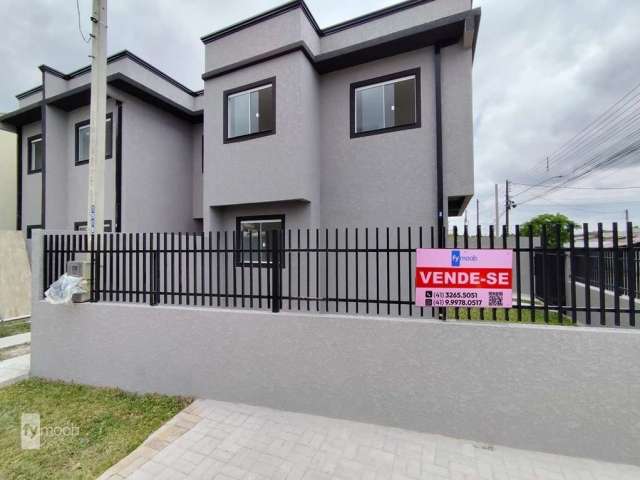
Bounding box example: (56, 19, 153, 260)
(26, 224, 42, 239)
(27, 135, 42, 174)
(350, 69, 421, 138)
(74, 220, 113, 232)
(224, 78, 275, 143)
(75, 113, 113, 165)
(235, 215, 284, 267)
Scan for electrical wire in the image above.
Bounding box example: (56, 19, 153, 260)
(76, 0, 91, 44)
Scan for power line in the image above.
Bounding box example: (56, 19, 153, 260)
(76, 0, 91, 44)
(521, 80, 640, 177)
(511, 182, 640, 191)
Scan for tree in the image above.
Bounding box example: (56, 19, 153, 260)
(520, 213, 576, 248)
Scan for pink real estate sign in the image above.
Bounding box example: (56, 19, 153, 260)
(415, 248, 513, 308)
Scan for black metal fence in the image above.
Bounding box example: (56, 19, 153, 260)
(42, 222, 639, 328)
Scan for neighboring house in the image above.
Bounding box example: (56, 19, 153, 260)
(0, 129, 17, 230)
(0, 0, 480, 246)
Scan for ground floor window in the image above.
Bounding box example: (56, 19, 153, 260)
(235, 215, 284, 266)
(74, 220, 113, 232)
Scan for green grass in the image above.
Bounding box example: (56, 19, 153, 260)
(0, 378, 191, 480)
(0, 319, 31, 338)
(446, 307, 574, 325)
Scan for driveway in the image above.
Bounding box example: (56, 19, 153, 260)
(99, 399, 640, 480)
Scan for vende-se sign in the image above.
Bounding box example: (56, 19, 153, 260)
(415, 249, 513, 308)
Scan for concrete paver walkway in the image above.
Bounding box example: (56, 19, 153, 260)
(0, 354, 30, 387)
(0, 332, 30, 350)
(99, 399, 640, 480)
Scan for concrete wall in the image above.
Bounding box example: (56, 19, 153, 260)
(204, 51, 320, 222)
(0, 130, 17, 230)
(122, 94, 200, 233)
(0, 231, 30, 319)
(319, 47, 437, 229)
(30, 300, 640, 466)
(21, 121, 42, 230)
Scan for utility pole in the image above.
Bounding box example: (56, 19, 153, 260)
(505, 179, 510, 234)
(476, 198, 480, 229)
(87, 0, 108, 235)
(625, 209, 629, 223)
(494, 183, 499, 235)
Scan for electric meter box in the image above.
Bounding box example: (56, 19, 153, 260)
(66, 260, 91, 303)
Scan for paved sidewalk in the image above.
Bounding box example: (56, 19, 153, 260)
(0, 354, 30, 387)
(0, 332, 30, 350)
(99, 399, 640, 480)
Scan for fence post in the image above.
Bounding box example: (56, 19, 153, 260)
(271, 230, 281, 313)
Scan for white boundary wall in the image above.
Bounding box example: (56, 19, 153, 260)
(29, 230, 640, 466)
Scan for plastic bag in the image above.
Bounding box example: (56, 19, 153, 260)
(44, 274, 89, 305)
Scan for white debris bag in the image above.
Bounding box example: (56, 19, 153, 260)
(44, 274, 89, 305)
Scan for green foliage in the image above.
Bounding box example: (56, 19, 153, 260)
(520, 213, 576, 247)
(0, 378, 191, 480)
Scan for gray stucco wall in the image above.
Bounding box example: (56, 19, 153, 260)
(319, 47, 438, 229)
(120, 93, 199, 232)
(21, 121, 42, 230)
(31, 300, 640, 466)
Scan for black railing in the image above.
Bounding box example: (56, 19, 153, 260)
(42, 222, 639, 328)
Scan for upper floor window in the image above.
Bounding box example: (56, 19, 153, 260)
(75, 113, 113, 165)
(27, 134, 42, 174)
(224, 78, 275, 143)
(351, 68, 420, 138)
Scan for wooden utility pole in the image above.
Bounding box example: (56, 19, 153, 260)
(87, 0, 108, 235)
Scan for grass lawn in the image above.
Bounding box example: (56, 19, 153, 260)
(446, 307, 574, 325)
(0, 378, 191, 480)
(0, 319, 31, 338)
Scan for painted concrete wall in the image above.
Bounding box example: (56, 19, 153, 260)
(21, 121, 42, 230)
(204, 52, 320, 214)
(0, 231, 30, 319)
(30, 299, 640, 466)
(319, 47, 437, 229)
(0, 130, 17, 230)
(121, 94, 200, 232)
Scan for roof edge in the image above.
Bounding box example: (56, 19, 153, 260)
(16, 85, 43, 100)
(36, 50, 202, 97)
(200, 0, 448, 45)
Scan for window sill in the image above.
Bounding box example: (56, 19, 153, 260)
(27, 169, 42, 175)
(350, 122, 421, 139)
(224, 129, 275, 144)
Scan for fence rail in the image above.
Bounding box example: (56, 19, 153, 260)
(42, 222, 639, 328)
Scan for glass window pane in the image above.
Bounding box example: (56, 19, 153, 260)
(392, 78, 416, 127)
(240, 218, 283, 264)
(78, 125, 90, 162)
(105, 117, 113, 158)
(356, 85, 384, 133)
(257, 86, 274, 133)
(355, 76, 416, 133)
(250, 91, 260, 134)
(31, 139, 42, 171)
(228, 93, 251, 138)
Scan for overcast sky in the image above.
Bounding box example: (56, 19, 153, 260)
(1, 0, 639, 230)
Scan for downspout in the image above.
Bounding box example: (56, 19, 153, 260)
(434, 45, 444, 247)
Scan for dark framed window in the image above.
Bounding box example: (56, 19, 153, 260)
(235, 215, 284, 267)
(26, 224, 42, 239)
(350, 68, 420, 138)
(74, 220, 113, 232)
(75, 113, 113, 165)
(223, 77, 275, 143)
(27, 134, 43, 174)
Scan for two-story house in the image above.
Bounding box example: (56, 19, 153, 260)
(0, 0, 480, 246)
